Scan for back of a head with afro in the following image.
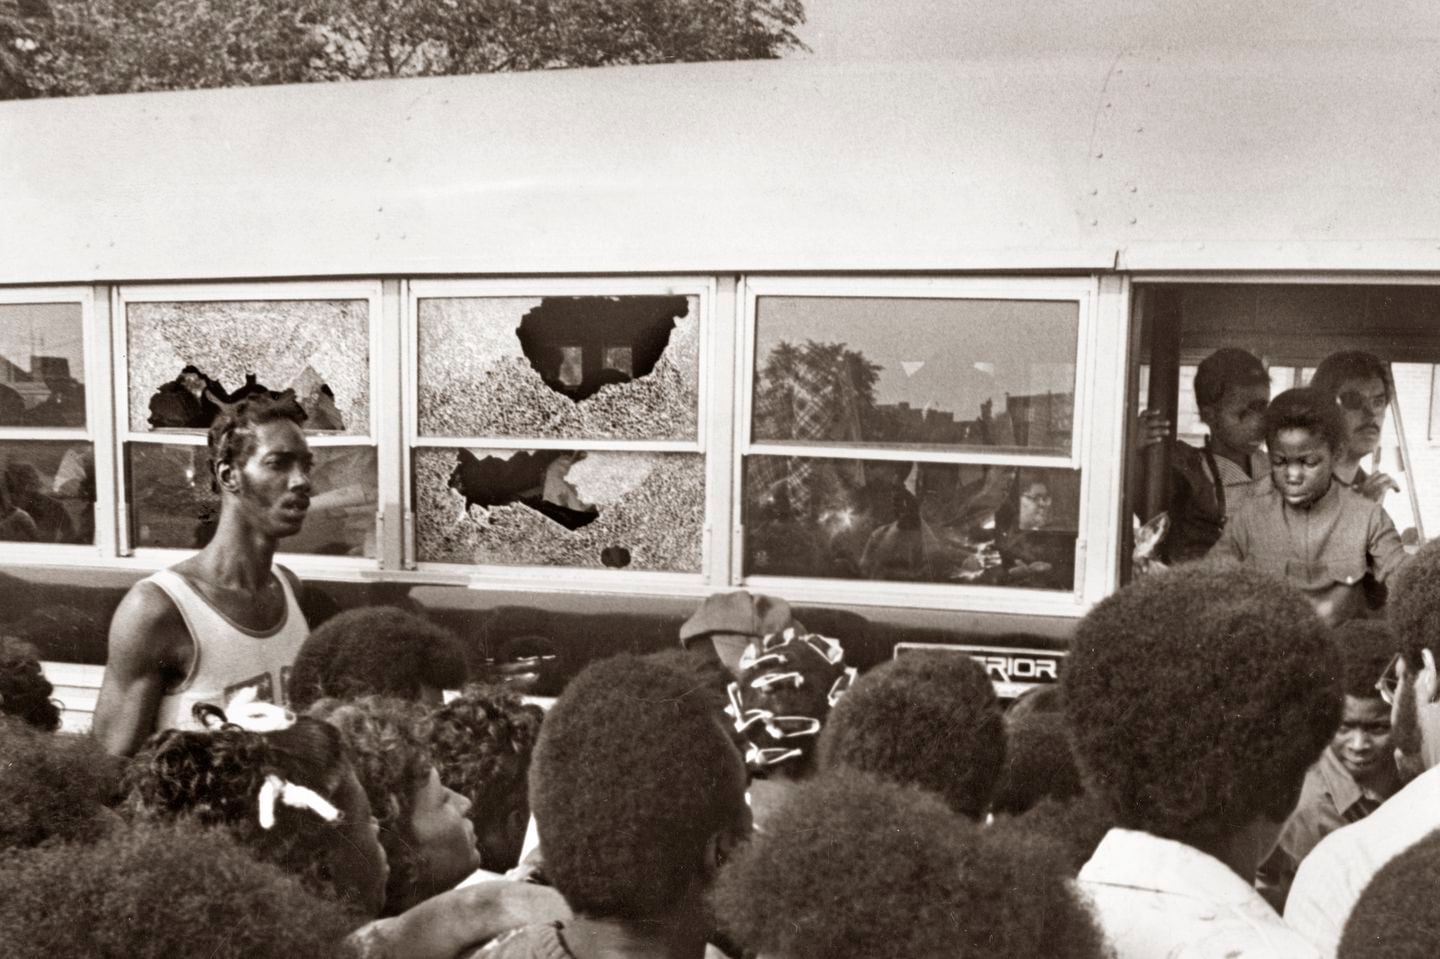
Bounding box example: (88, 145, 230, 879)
(1331, 620, 1399, 701)
(1387, 537, 1440, 672)
(0, 821, 355, 959)
(1064, 563, 1342, 844)
(1339, 828, 1440, 959)
(991, 710, 1083, 816)
(713, 771, 1106, 959)
(288, 606, 467, 710)
(429, 683, 544, 870)
(0, 635, 60, 732)
(530, 652, 748, 922)
(0, 718, 114, 851)
(817, 653, 1005, 820)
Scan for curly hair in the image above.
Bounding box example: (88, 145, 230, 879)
(308, 695, 434, 915)
(429, 683, 544, 870)
(207, 389, 307, 488)
(1194, 348, 1269, 410)
(0, 635, 59, 732)
(1338, 827, 1440, 959)
(817, 653, 1005, 820)
(1310, 351, 1392, 397)
(1063, 563, 1342, 843)
(1263, 387, 1347, 453)
(1332, 620, 1398, 700)
(0, 821, 356, 959)
(530, 653, 747, 921)
(989, 794, 1115, 876)
(288, 606, 468, 710)
(991, 710, 1083, 816)
(123, 717, 366, 910)
(0, 718, 113, 850)
(1387, 537, 1440, 671)
(713, 771, 1106, 959)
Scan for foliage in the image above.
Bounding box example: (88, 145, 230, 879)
(5, 0, 806, 98)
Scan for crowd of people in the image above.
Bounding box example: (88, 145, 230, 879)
(1, 359, 1438, 957)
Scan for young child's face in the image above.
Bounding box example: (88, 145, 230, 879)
(1268, 427, 1333, 508)
(1202, 381, 1270, 456)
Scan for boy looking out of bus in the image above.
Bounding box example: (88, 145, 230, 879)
(1143, 348, 1271, 563)
(1309, 351, 1400, 504)
(1208, 388, 1409, 626)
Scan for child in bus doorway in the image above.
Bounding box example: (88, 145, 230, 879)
(1208, 388, 1410, 626)
(1142, 348, 1272, 564)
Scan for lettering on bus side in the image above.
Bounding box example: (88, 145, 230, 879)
(974, 654, 1059, 685)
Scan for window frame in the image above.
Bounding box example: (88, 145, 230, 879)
(0, 285, 112, 564)
(111, 280, 387, 576)
(735, 275, 1112, 614)
(403, 276, 719, 593)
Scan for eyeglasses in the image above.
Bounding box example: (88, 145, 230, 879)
(1337, 390, 1390, 415)
(1021, 492, 1053, 505)
(1376, 653, 1402, 706)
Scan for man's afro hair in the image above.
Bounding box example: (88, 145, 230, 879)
(817, 652, 1004, 820)
(1339, 828, 1440, 959)
(530, 653, 744, 922)
(429, 684, 544, 853)
(0, 635, 59, 732)
(1063, 563, 1342, 843)
(1387, 537, 1440, 670)
(991, 710, 1083, 816)
(0, 821, 356, 959)
(989, 794, 1114, 876)
(713, 771, 1106, 959)
(1331, 620, 1399, 700)
(0, 718, 114, 850)
(288, 606, 467, 710)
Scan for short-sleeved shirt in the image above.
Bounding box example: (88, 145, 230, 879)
(1286, 764, 1440, 957)
(1078, 828, 1321, 958)
(1208, 481, 1408, 619)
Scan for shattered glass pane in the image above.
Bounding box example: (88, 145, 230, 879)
(414, 447, 703, 571)
(743, 454, 1080, 591)
(0, 303, 86, 428)
(752, 297, 1077, 455)
(0, 440, 95, 544)
(127, 443, 378, 556)
(416, 295, 700, 440)
(126, 300, 370, 435)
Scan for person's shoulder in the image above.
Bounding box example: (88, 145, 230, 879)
(467, 922, 572, 959)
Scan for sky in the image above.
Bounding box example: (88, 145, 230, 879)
(795, 0, 1440, 61)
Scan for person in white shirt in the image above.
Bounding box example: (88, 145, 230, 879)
(1286, 538, 1440, 957)
(1064, 563, 1344, 958)
(1335, 827, 1440, 959)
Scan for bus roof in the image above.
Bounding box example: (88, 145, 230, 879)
(4, 45, 1440, 283)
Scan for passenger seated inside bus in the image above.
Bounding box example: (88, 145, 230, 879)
(1208, 388, 1410, 626)
(1139, 348, 1270, 564)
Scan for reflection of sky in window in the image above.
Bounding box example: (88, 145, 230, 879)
(755, 297, 1077, 421)
(0, 304, 85, 382)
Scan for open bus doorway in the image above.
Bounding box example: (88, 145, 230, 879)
(1125, 283, 1440, 584)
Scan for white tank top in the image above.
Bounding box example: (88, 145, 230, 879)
(149, 567, 309, 732)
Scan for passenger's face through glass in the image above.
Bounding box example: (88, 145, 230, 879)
(1268, 427, 1333, 508)
(1017, 482, 1052, 530)
(1202, 382, 1269, 460)
(1334, 375, 1388, 461)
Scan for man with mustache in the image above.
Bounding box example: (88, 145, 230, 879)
(94, 392, 313, 756)
(1286, 538, 1440, 956)
(1309, 352, 1399, 504)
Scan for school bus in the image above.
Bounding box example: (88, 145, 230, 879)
(3, 42, 1439, 724)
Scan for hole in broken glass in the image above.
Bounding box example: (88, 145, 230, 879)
(145, 366, 345, 431)
(516, 296, 687, 402)
(448, 448, 600, 530)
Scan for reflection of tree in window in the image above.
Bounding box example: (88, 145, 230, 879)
(448, 448, 599, 530)
(516, 297, 686, 402)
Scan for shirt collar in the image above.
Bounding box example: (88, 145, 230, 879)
(1079, 828, 1268, 907)
(1314, 747, 1367, 813)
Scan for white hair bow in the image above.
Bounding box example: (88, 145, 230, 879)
(256, 773, 340, 830)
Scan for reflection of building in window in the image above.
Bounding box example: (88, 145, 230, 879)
(516, 296, 686, 402)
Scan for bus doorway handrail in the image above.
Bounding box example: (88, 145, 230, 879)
(1385, 365, 1426, 543)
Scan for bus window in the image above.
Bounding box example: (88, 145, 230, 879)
(1128, 284, 1440, 581)
(410, 285, 707, 572)
(0, 301, 94, 545)
(744, 293, 1081, 592)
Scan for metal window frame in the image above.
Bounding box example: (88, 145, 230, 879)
(402, 276, 717, 592)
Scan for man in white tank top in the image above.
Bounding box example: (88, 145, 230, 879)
(94, 392, 314, 756)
